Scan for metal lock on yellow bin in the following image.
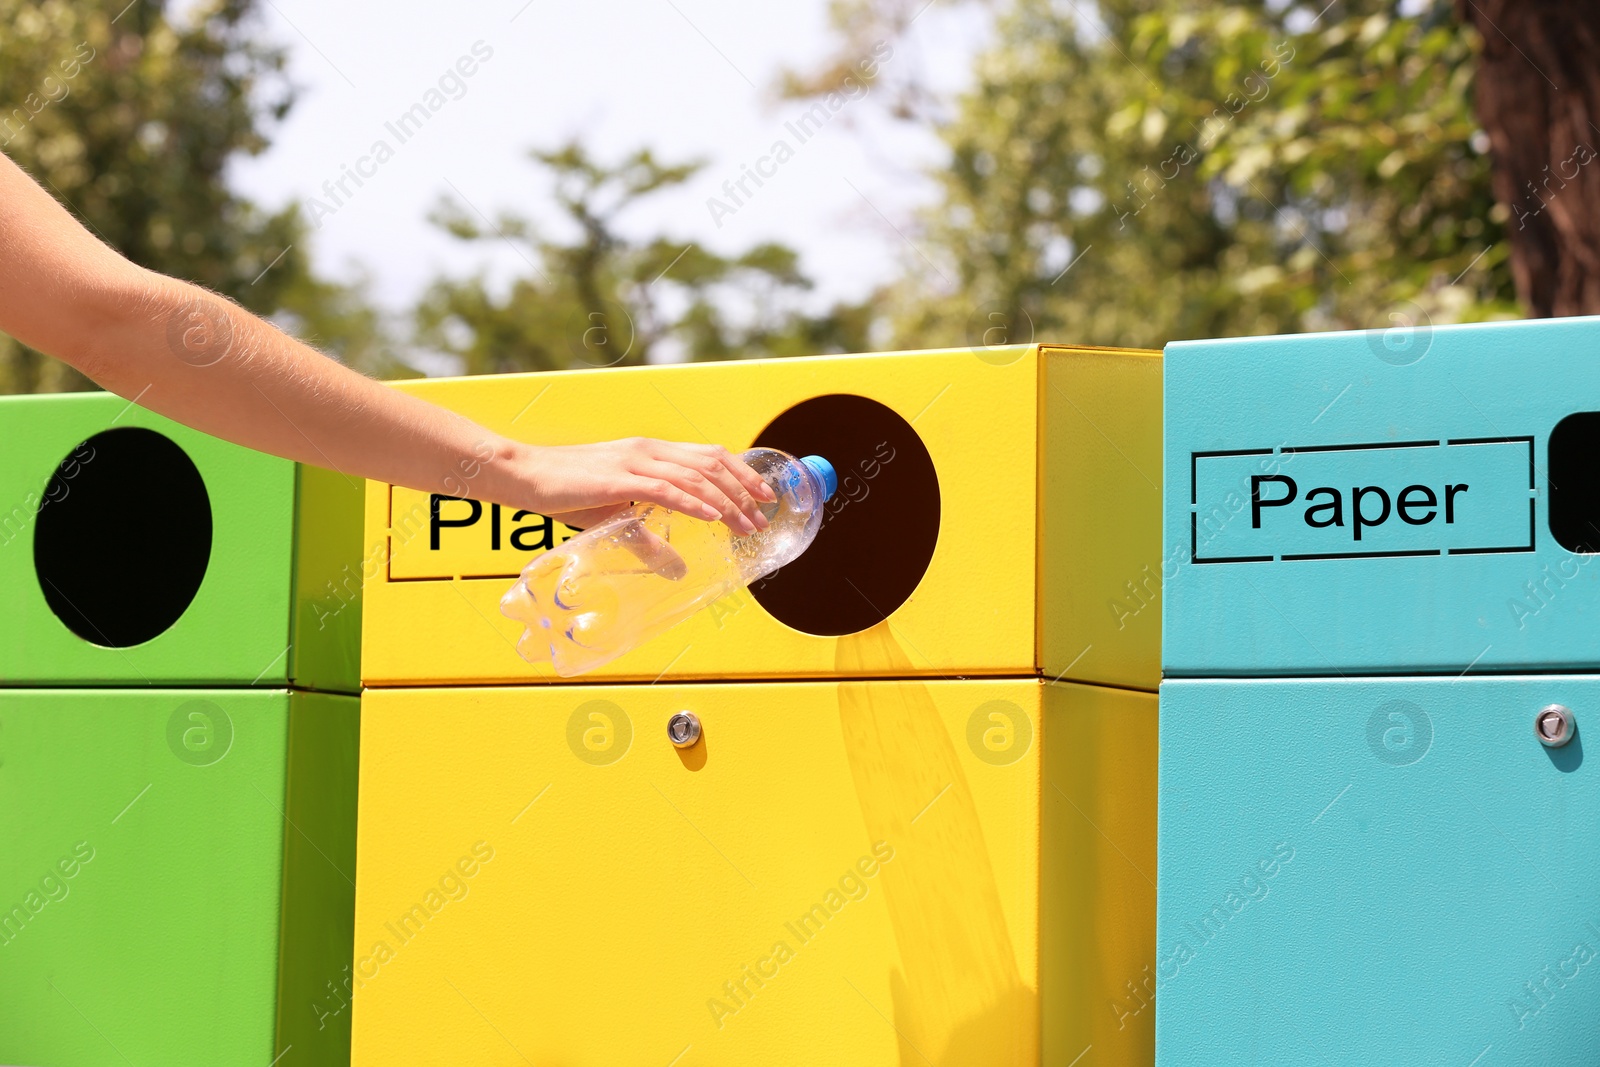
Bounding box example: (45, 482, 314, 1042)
(360, 345, 1163, 688)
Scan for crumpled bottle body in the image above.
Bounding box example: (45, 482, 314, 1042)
(500, 448, 828, 676)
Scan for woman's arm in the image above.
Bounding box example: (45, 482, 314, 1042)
(0, 151, 773, 533)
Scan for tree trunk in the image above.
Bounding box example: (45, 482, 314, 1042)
(1458, 0, 1600, 316)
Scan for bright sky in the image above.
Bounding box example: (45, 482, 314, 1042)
(226, 0, 986, 357)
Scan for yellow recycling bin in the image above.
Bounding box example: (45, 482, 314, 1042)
(352, 346, 1161, 1066)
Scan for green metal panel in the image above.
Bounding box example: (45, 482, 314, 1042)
(289, 462, 365, 694)
(0, 393, 360, 690)
(0, 687, 359, 1066)
(277, 687, 362, 1062)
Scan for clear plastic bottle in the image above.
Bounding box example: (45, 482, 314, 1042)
(500, 449, 838, 676)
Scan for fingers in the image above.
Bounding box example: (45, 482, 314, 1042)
(626, 474, 725, 525)
(514, 439, 778, 535)
(637, 460, 761, 534)
(697, 444, 777, 504)
(656, 443, 774, 528)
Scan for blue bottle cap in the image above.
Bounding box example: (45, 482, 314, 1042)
(800, 455, 837, 502)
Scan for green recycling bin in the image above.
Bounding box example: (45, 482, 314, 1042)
(0, 393, 363, 1066)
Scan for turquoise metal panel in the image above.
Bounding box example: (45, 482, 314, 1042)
(1163, 316, 1600, 676)
(1157, 676, 1600, 1066)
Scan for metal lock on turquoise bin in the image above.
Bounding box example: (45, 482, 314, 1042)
(1535, 703, 1575, 747)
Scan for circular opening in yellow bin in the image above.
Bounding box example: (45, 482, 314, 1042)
(750, 394, 940, 636)
(34, 427, 212, 648)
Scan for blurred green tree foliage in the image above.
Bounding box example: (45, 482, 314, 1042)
(415, 142, 875, 373)
(0, 0, 393, 394)
(796, 0, 1518, 350)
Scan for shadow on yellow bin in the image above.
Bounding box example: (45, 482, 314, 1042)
(839, 624, 1154, 1067)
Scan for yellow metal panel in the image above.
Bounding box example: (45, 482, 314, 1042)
(1041, 680, 1158, 1065)
(1040, 346, 1163, 690)
(360, 349, 1040, 684)
(351, 670, 1044, 1066)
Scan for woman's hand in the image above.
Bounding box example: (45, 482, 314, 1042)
(495, 437, 778, 533)
(0, 150, 781, 533)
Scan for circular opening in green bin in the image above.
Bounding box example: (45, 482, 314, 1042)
(750, 394, 940, 636)
(34, 427, 212, 647)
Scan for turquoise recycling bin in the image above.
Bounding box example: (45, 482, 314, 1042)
(1158, 316, 1600, 1065)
